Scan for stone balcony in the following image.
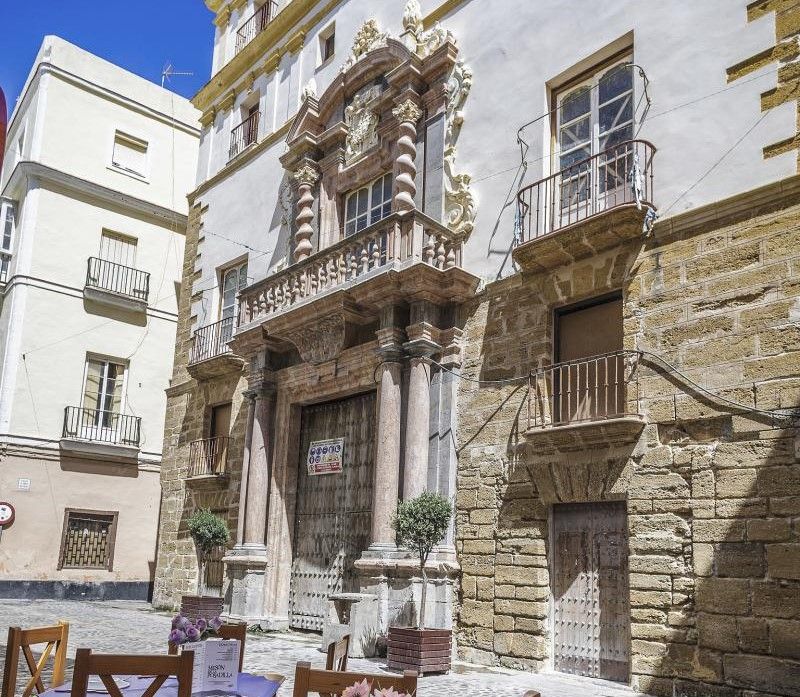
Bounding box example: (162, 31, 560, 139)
(512, 139, 656, 272)
(234, 209, 478, 363)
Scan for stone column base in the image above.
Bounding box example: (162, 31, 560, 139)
(354, 551, 460, 654)
(222, 549, 286, 629)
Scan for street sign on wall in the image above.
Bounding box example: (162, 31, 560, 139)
(306, 437, 344, 475)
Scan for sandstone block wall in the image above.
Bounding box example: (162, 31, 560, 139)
(455, 184, 800, 696)
(152, 204, 247, 609)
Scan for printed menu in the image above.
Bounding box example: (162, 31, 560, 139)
(184, 639, 240, 693)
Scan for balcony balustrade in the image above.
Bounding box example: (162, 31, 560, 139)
(0, 252, 10, 285)
(235, 1, 279, 54)
(62, 406, 141, 447)
(190, 316, 235, 365)
(528, 350, 642, 431)
(516, 139, 656, 243)
(85, 257, 150, 303)
(188, 436, 229, 478)
(229, 111, 260, 160)
(238, 211, 464, 327)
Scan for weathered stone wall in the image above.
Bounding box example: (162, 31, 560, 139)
(152, 204, 247, 609)
(455, 182, 800, 696)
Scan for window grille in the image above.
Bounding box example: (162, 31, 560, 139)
(58, 510, 117, 570)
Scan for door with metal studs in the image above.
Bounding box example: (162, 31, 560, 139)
(289, 392, 376, 631)
(552, 501, 630, 682)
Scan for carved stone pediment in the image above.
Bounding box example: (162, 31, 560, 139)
(279, 313, 346, 365)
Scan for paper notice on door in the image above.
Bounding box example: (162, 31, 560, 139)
(307, 438, 344, 475)
(184, 639, 240, 693)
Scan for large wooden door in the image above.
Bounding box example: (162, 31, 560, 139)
(289, 392, 376, 631)
(553, 501, 630, 682)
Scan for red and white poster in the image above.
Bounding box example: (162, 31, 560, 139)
(307, 438, 344, 475)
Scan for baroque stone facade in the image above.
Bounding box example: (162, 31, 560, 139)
(454, 180, 800, 696)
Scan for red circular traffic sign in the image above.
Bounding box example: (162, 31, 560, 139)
(0, 502, 15, 526)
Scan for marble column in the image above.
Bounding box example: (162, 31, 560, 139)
(293, 164, 319, 262)
(243, 384, 274, 550)
(369, 331, 405, 551)
(402, 345, 438, 500)
(233, 390, 256, 548)
(391, 99, 422, 213)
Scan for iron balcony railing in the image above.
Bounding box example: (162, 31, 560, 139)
(235, 1, 279, 53)
(62, 406, 141, 447)
(238, 210, 463, 326)
(188, 436, 230, 477)
(229, 111, 260, 160)
(86, 257, 150, 302)
(528, 350, 641, 430)
(516, 139, 656, 243)
(190, 316, 235, 364)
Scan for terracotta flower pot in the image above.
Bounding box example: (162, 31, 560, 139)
(180, 594, 224, 622)
(386, 627, 451, 675)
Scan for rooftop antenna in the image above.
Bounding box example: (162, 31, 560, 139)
(161, 62, 194, 88)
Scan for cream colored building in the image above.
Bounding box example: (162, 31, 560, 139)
(0, 37, 199, 599)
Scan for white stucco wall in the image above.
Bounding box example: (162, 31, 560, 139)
(192, 0, 794, 302)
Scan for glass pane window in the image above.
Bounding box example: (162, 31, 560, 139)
(220, 261, 248, 320)
(344, 173, 393, 237)
(1, 200, 15, 252)
(83, 358, 126, 426)
(112, 131, 148, 176)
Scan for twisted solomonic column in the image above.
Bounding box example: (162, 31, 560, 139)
(293, 164, 319, 262)
(392, 99, 423, 212)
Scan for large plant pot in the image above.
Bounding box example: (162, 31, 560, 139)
(180, 594, 224, 622)
(386, 627, 451, 675)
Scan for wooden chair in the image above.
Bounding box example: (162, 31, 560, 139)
(2, 622, 69, 697)
(70, 649, 193, 697)
(167, 623, 246, 672)
(292, 661, 417, 697)
(324, 635, 349, 672)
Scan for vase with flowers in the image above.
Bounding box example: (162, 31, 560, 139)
(168, 613, 223, 646)
(342, 679, 412, 697)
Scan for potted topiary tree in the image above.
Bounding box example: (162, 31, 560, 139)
(387, 492, 453, 675)
(180, 508, 230, 621)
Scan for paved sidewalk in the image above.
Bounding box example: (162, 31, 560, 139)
(0, 600, 650, 697)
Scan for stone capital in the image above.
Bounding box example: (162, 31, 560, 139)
(376, 327, 407, 362)
(392, 98, 423, 124)
(293, 163, 320, 187)
(404, 338, 441, 358)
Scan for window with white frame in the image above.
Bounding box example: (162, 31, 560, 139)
(344, 173, 392, 237)
(555, 57, 634, 205)
(82, 357, 127, 425)
(1, 200, 15, 252)
(112, 131, 148, 177)
(220, 261, 248, 322)
(319, 23, 335, 65)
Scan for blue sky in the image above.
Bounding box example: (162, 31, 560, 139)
(1, 0, 216, 113)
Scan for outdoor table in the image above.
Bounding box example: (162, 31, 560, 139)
(44, 673, 282, 697)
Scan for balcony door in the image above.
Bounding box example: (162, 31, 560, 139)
(210, 403, 231, 475)
(553, 295, 623, 423)
(555, 58, 633, 224)
(81, 358, 127, 442)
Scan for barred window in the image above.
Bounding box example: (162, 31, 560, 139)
(58, 510, 118, 570)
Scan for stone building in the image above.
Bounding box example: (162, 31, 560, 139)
(0, 37, 199, 599)
(154, 0, 799, 694)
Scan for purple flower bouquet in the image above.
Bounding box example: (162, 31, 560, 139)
(168, 613, 223, 645)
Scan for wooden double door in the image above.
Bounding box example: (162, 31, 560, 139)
(552, 501, 630, 682)
(289, 392, 376, 631)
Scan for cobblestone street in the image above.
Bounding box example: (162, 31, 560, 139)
(0, 600, 650, 697)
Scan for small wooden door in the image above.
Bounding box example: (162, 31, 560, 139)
(289, 392, 376, 631)
(552, 501, 630, 682)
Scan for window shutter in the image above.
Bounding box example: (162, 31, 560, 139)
(112, 132, 148, 176)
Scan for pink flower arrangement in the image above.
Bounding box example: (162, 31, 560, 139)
(168, 613, 223, 645)
(341, 680, 412, 697)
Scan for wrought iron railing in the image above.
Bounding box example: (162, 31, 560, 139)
(86, 257, 150, 302)
(188, 436, 229, 477)
(229, 111, 260, 160)
(0, 252, 10, 284)
(528, 350, 641, 430)
(235, 1, 279, 53)
(190, 317, 235, 364)
(516, 140, 656, 242)
(238, 210, 463, 326)
(62, 406, 141, 447)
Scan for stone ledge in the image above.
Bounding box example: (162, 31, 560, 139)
(523, 415, 646, 452)
(185, 473, 229, 486)
(83, 286, 148, 313)
(59, 438, 140, 463)
(187, 353, 246, 380)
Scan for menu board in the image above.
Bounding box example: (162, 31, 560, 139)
(184, 639, 240, 693)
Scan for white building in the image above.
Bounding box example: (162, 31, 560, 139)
(0, 36, 199, 600)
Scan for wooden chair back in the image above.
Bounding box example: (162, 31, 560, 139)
(2, 622, 69, 697)
(292, 661, 417, 697)
(167, 623, 246, 672)
(324, 635, 349, 672)
(70, 649, 194, 697)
